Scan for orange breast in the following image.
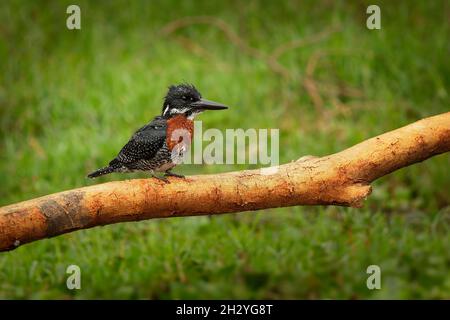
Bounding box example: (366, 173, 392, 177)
(166, 115, 194, 151)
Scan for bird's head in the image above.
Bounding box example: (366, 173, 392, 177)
(162, 84, 228, 119)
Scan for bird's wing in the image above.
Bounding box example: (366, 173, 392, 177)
(111, 116, 167, 165)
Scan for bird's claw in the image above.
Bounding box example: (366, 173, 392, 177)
(152, 174, 170, 183)
(164, 171, 185, 178)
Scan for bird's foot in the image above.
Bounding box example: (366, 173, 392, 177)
(151, 174, 170, 183)
(164, 171, 185, 178)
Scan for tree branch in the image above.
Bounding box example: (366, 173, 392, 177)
(1, 112, 449, 252)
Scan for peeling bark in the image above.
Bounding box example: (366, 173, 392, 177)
(0, 112, 449, 252)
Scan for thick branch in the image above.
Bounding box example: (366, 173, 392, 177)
(1, 112, 449, 252)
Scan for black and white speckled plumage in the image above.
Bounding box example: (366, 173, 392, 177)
(114, 116, 167, 168)
(87, 83, 227, 179)
(87, 116, 175, 178)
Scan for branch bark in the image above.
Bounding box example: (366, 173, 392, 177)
(1, 112, 449, 252)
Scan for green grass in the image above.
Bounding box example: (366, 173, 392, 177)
(0, 0, 449, 299)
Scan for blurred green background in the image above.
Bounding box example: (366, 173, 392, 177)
(0, 0, 449, 299)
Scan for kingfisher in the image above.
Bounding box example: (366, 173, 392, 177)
(87, 84, 228, 181)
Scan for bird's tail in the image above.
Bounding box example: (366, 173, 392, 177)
(87, 165, 118, 179)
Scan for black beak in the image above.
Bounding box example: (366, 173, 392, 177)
(190, 98, 228, 111)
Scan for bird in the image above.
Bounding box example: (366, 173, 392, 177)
(87, 84, 228, 182)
